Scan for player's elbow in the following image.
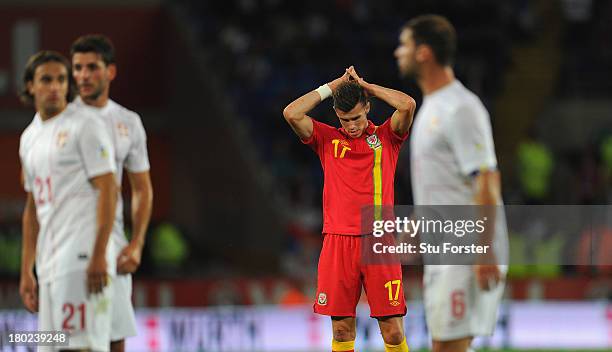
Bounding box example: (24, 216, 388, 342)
(105, 178, 119, 198)
(283, 105, 301, 122)
(408, 96, 416, 110)
(399, 96, 416, 113)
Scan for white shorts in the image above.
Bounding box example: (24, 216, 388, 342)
(423, 265, 506, 341)
(38, 271, 112, 352)
(110, 273, 137, 341)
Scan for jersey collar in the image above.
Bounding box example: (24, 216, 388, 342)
(364, 120, 377, 135)
(74, 96, 114, 114)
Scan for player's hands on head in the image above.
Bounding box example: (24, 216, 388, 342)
(346, 66, 374, 97)
(86, 254, 109, 295)
(346, 66, 368, 86)
(19, 272, 38, 313)
(328, 69, 351, 92)
(474, 264, 501, 291)
(117, 241, 143, 274)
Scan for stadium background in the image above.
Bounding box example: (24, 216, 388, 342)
(0, 0, 610, 351)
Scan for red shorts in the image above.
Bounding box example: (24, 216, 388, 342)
(314, 233, 407, 318)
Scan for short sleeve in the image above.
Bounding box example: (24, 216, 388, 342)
(379, 117, 408, 148)
(19, 134, 33, 192)
(301, 119, 322, 147)
(445, 103, 498, 176)
(78, 117, 117, 179)
(124, 115, 151, 173)
(21, 161, 33, 192)
(301, 119, 333, 157)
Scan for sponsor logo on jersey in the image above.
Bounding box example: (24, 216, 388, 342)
(56, 131, 68, 148)
(366, 134, 381, 149)
(317, 292, 327, 306)
(78, 253, 88, 260)
(427, 116, 439, 132)
(390, 300, 400, 307)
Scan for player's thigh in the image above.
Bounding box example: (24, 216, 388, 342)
(37, 281, 55, 352)
(314, 234, 362, 317)
(110, 339, 125, 352)
(110, 274, 137, 342)
(426, 265, 506, 340)
(362, 263, 406, 318)
(49, 271, 112, 351)
(470, 273, 505, 336)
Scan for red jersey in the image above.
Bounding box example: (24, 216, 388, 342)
(303, 118, 407, 235)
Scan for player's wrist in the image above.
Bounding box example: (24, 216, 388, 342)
(90, 244, 108, 262)
(130, 235, 145, 248)
(315, 83, 332, 101)
(20, 263, 34, 276)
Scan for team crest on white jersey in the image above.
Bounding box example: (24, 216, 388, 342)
(56, 131, 68, 148)
(366, 134, 381, 149)
(117, 122, 129, 137)
(427, 116, 440, 132)
(317, 292, 327, 305)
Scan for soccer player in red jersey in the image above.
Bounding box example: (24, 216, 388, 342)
(283, 66, 416, 352)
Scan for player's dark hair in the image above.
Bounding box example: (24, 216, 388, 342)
(403, 14, 457, 66)
(70, 34, 116, 65)
(333, 81, 368, 113)
(20, 50, 75, 106)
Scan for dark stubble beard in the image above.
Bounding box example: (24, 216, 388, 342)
(42, 102, 65, 118)
(81, 82, 105, 102)
(401, 65, 419, 80)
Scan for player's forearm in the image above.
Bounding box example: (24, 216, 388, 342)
(20, 200, 38, 275)
(474, 171, 501, 262)
(474, 170, 500, 206)
(130, 186, 153, 247)
(283, 73, 348, 122)
(92, 179, 118, 258)
(363, 82, 416, 112)
(283, 90, 321, 122)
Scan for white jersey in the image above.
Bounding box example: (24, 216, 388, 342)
(410, 80, 508, 267)
(19, 104, 117, 284)
(72, 97, 150, 251)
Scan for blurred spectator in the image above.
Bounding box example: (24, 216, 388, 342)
(574, 144, 606, 204)
(0, 227, 20, 276)
(150, 222, 189, 273)
(516, 136, 554, 204)
(601, 135, 612, 186)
